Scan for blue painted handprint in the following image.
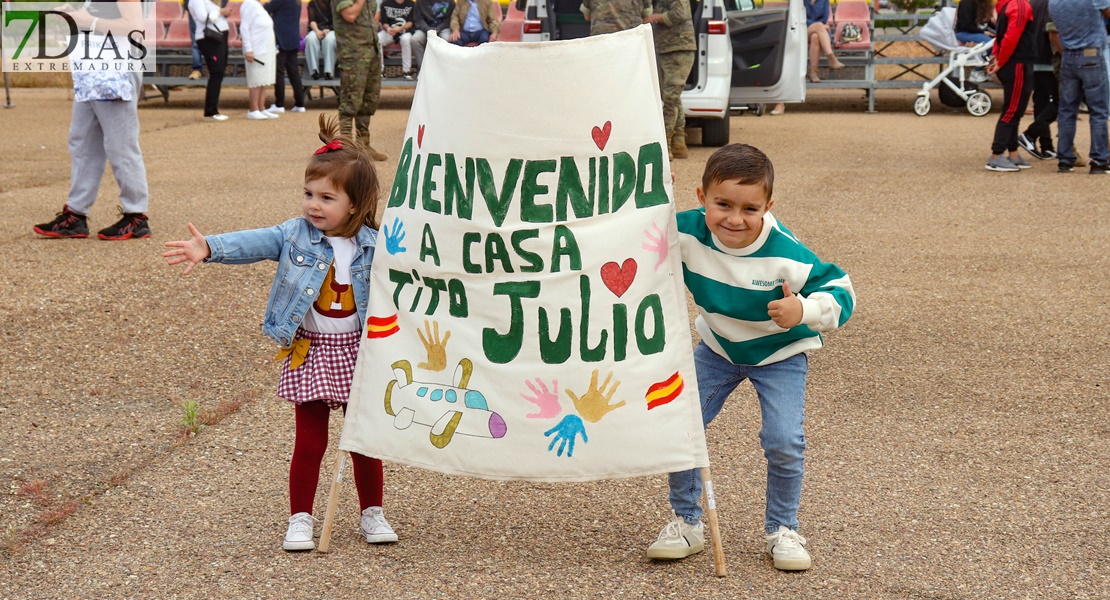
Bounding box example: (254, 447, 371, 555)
(544, 414, 588, 457)
(382, 218, 407, 255)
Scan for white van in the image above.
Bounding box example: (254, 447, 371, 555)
(502, 0, 806, 146)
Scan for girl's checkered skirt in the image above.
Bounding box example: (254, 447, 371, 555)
(277, 329, 361, 410)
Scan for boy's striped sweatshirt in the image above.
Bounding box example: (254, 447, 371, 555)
(676, 209, 856, 366)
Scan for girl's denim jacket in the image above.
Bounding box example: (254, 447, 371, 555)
(204, 218, 378, 348)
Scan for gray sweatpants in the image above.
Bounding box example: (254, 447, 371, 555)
(66, 72, 149, 215)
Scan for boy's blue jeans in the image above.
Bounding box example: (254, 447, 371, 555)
(668, 343, 808, 533)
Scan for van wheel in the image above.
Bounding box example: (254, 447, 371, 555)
(701, 114, 730, 146)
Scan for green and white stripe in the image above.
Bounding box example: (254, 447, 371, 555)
(677, 209, 855, 366)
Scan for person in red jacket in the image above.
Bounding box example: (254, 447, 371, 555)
(985, 0, 1037, 172)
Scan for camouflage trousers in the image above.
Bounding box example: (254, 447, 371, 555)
(337, 49, 383, 145)
(657, 50, 695, 140)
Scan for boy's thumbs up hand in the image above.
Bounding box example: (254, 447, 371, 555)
(767, 281, 803, 329)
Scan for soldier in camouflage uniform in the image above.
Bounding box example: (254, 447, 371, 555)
(647, 0, 695, 159)
(580, 0, 653, 35)
(334, 0, 388, 161)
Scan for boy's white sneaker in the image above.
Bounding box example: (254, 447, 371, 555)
(266, 104, 285, 114)
(766, 525, 811, 570)
(646, 511, 704, 560)
(282, 512, 316, 551)
(290, 106, 307, 113)
(360, 506, 398, 543)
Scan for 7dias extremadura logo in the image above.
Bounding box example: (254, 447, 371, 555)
(2, 2, 157, 72)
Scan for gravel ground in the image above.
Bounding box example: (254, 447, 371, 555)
(0, 86, 1106, 599)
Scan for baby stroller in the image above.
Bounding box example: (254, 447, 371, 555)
(913, 7, 995, 117)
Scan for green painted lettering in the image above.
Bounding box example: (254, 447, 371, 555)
(635, 294, 665, 355)
(477, 158, 522, 227)
(387, 138, 413, 208)
(555, 156, 592, 222)
(462, 232, 481, 274)
(579, 275, 607, 362)
(421, 153, 442, 214)
(419, 223, 440, 266)
(407, 154, 422, 210)
(510, 229, 544, 273)
(483, 281, 541, 364)
(635, 142, 668, 208)
(484, 232, 514, 274)
(613, 303, 627, 362)
(611, 152, 635, 213)
(551, 225, 582, 273)
(539, 306, 572, 364)
(520, 159, 556, 224)
(443, 154, 472, 219)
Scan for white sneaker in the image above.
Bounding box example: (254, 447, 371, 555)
(247, 110, 269, 120)
(204, 114, 229, 121)
(766, 526, 811, 570)
(290, 106, 307, 113)
(646, 511, 705, 560)
(282, 512, 316, 551)
(360, 506, 398, 543)
(263, 110, 279, 119)
(266, 104, 286, 114)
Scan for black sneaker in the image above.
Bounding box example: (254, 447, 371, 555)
(1017, 133, 1045, 159)
(1090, 162, 1110, 174)
(1058, 162, 1075, 173)
(33, 204, 89, 238)
(97, 211, 151, 240)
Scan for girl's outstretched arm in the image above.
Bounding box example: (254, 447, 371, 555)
(163, 223, 211, 275)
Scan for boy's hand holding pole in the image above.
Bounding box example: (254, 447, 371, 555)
(767, 282, 803, 329)
(163, 223, 211, 275)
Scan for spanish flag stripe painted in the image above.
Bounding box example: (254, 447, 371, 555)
(366, 314, 399, 339)
(367, 324, 399, 339)
(367, 314, 398, 327)
(645, 372, 684, 410)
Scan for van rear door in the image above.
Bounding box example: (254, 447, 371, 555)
(727, 0, 806, 105)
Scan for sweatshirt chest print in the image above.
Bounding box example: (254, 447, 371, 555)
(314, 263, 357, 318)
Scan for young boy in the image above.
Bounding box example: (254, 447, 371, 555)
(646, 144, 855, 570)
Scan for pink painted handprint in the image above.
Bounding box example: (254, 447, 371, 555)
(520, 378, 561, 419)
(642, 222, 668, 271)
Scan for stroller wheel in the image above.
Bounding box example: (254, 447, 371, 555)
(967, 91, 992, 116)
(913, 95, 931, 116)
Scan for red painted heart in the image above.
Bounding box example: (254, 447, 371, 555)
(591, 121, 612, 151)
(600, 258, 637, 298)
(418, 124, 425, 148)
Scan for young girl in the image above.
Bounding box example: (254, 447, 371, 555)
(239, 0, 278, 120)
(163, 115, 397, 551)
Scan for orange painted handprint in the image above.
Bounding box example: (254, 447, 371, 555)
(566, 370, 625, 423)
(416, 320, 451, 371)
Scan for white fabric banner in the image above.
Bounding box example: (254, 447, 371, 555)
(339, 27, 709, 481)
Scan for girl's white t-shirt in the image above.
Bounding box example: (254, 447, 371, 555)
(301, 236, 361, 334)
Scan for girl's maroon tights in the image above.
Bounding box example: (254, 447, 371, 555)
(289, 400, 383, 515)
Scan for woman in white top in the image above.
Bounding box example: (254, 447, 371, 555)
(239, 0, 278, 120)
(187, 0, 232, 120)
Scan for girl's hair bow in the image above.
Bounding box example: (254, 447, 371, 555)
(314, 139, 343, 155)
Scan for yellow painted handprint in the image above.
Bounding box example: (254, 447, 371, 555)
(566, 370, 625, 423)
(416, 320, 451, 371)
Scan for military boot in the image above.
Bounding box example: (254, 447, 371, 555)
(671, 130, 689, 159)
(359, 134, 389, 161)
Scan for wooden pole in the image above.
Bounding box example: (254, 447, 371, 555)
(699, 466, 727, 577)
(316, 451, 348, 553)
